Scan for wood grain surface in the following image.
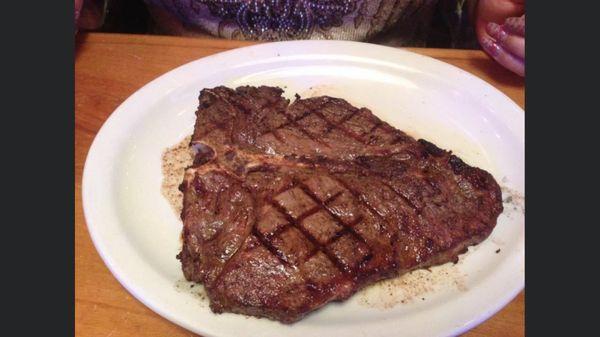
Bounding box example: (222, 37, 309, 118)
(75, 33, 525, 337)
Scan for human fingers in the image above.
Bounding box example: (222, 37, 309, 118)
(480, 35, 525, 76)
(486, 21, 525, 59)
(503, 15, 525, 36)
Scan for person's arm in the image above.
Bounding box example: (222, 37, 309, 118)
(471, 0, 525, 76)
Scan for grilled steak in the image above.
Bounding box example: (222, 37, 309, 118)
(177, 85, 503, 323)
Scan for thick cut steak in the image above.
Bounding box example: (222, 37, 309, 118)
(177, 86, 503, 323)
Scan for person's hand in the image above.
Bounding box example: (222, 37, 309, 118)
(474, 0, 525, 77)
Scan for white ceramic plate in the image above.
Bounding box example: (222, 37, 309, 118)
(82, 41, 524, 337)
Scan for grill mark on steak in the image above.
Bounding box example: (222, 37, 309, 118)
(180, 86, 503, 323)
(204, 90, 242, 145)
(267, 220, 293, 240)
(310, 109, 367, 144)
(259, 101, 328, 137)
(330, 107, 361, 132)
(201, 181, 257, 290)
(297, 181, 370, 248)
(295, 205, 322, 223)
(289, 120, 332, 148)
(275, 104, 334, 148)
(251, 227, 291, 267)
(322, 214, 364, 246)
(380, 180, 420, 214)
(268, 197, 352, 277)
(332, 175, 397, 226)
(324, 190, 344, 206)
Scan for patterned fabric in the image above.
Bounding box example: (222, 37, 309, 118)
(145, 0, 439, 43)
(198, 0, 356, 39)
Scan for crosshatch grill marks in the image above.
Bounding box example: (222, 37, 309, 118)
(289, 120, 332, 148)
(258, 101, 328, 137)
(200, 87, 400, 151)
(211, 91, 274, 143)
(295, 205, 323, 223)
(309, 110, 367, 144)
(268, 220, 293, 240)
(297, 182, 370, 247)
(294, 180, 375, 272)
(268, 197, 351, 277)
(180, 86, 504, 323)
(307, 107, 400, 147)
(273, 186, 318, 219)
(329, 107, 361, 132)
(279, 104, 335, 148)
(266, 177, 382, 276)
(271, 226, 316, 266)
(330, 175, 398, 234)
(254, 98, 401, 151)
(235, 182, 291, 270)
(322, 214, 364, 246)
(222, 89, 284, 120)
(251, 226, 292, 267)
(302, 211, 345, 245)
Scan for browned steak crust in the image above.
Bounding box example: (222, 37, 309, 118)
(177, 86, 503, 323)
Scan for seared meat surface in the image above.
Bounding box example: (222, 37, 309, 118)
(177, 86, 503, 323)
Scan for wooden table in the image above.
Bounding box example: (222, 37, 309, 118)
(75, 33, 524, 337)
